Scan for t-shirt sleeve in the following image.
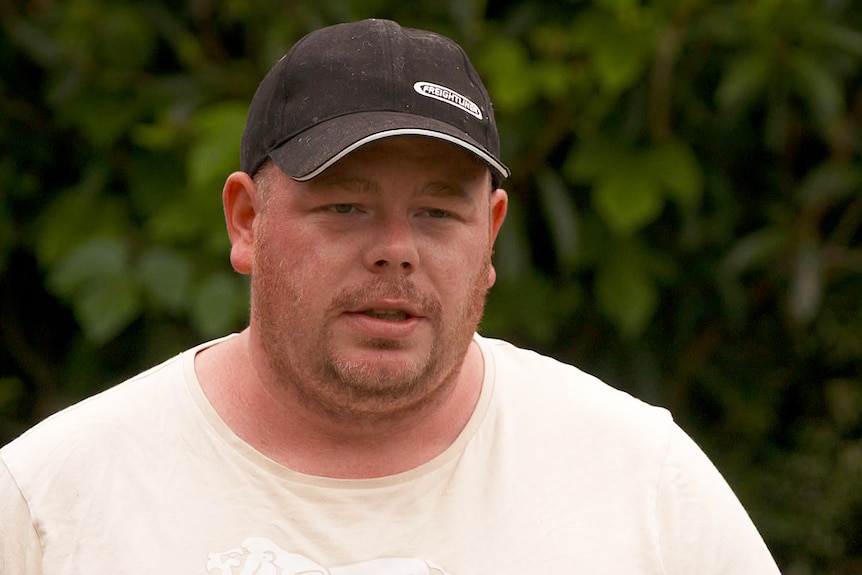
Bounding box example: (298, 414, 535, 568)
(0, 456, 43, 574)
(655, 424, 781, 574)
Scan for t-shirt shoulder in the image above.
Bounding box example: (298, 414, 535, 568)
(478, 335, 670, 411)
(0, 338, 219, 483)
(476, 334, 675, 454)
(6, 354, 176, 442)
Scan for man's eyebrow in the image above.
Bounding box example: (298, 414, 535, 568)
(416, 182, 472, 202)
(311, 175, 474, 201)
(310, 176, 378, 194)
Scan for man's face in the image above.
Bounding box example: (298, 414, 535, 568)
(247, 137, 507, 419)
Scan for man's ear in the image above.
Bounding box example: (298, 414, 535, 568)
(223, 171, 259, 275)
(486, 187, 509, 288)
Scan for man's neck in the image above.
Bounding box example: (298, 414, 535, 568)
(194, 330, 485, 479)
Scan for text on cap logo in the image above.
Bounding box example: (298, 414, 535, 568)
(413, 82, 483, 120)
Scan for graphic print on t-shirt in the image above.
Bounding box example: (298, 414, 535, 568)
(207, 537, 452, 575)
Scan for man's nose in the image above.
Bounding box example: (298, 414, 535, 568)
(362, 214, 418, 275)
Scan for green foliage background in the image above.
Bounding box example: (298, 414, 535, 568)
(1, 0, 861, 572)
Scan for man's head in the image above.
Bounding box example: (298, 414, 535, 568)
(223, 20, 509, 421)
(239, 18, 509, 188)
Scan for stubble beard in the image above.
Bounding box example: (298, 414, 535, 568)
(251, 246, 492, 422)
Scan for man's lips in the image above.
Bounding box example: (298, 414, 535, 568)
(361, 309, 412, 321)
(339, 306, 423, 340)
(345, 300, 423, 322)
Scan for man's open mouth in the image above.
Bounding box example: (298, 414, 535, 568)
(364, 309, 411, 321)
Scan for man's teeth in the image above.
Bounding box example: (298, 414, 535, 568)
(365, 310, 409, 321)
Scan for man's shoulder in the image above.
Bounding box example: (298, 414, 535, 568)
(477, 334, 674, 439)
(1, 348, 190, 473)
(480, 335, 665, 405)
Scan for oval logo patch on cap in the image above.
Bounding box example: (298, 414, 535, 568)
(414, 82, 483, 120)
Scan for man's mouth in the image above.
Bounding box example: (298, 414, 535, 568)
(363, 309, 411, 321)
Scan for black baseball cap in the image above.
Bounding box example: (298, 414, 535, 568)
(240, 19, 510, 185)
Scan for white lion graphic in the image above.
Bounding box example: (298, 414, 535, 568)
(207, 537, 452, 575)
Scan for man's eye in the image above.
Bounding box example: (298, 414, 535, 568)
(329, 204, 355, 214)
(426, 208, 450, 218)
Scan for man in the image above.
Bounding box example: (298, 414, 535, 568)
(1, 19, 780, 574)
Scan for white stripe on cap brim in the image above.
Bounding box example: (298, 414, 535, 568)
(291, 128, 510, 182)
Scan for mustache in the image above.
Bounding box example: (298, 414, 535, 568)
(328, 276, 441, 317)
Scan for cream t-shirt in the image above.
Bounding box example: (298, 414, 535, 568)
(1, 334, 780, 574)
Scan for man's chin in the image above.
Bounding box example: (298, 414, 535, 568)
(326, 348, 434, 395)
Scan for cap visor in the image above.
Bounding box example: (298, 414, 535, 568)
(267, 111, 509, 183)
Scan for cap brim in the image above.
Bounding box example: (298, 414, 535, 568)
(267, 111, 510, 184)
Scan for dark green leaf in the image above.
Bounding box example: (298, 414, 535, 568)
(536, 169, 580, 272)
(595, 251, 658, 338)
(137, 248, 193, 313)
(593, 168, 664, 234)
(646, 140, 704, 206)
